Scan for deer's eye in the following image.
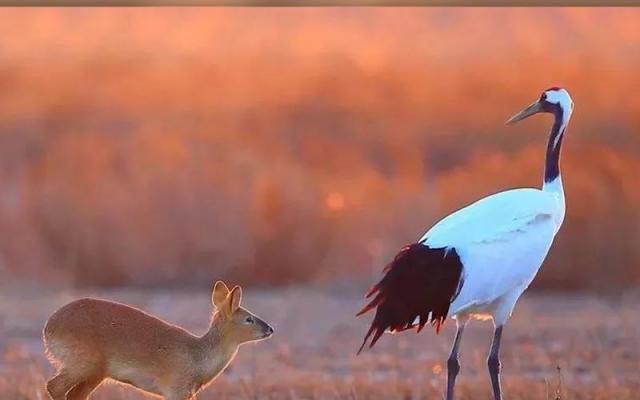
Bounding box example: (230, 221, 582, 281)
(244, 316, 254, 324)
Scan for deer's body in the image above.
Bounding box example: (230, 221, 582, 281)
(44, 282, 273, 400)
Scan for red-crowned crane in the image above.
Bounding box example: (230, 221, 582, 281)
(357, 87, 574, 400)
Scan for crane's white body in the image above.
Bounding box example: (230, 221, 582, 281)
(420, 177, 565, 325)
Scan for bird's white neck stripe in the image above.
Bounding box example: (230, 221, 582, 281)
(551, 105, 571, 151)
(547, 91, 572, 152)
(552, 125, 565, 150)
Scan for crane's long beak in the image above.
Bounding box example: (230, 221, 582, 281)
(505, 100, 543, 125)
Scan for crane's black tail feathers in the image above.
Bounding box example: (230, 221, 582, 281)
(356, 243, 463, 354)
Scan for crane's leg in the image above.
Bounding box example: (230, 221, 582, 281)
(446, 318, 467, 400)
(487, 325, 504, 400)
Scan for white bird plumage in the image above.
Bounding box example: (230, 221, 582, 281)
(422, 183, 565, 325)
(357, 87, 574, 400)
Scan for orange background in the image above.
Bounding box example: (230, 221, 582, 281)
(0, 8, 638, 290)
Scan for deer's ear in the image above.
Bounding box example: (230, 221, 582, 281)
(212, 281, 230, 308)
(228, 286, 243, 315)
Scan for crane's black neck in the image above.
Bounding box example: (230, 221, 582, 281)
(544, 107, 567, 184)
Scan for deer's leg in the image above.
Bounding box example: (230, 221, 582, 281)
(65, 375, 103, 400)
(46, 371, 76, 400)
(163, 388, 194, 400)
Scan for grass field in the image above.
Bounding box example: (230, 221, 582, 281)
(1, 286, 638, 399)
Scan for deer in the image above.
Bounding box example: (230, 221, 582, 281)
(43, 281, 273, 400)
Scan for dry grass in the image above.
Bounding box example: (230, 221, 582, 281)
(1, 286, 639, 399)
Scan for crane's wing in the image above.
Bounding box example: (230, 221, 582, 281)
(420, 188, 563, 311)
(420, 188, 561, 248)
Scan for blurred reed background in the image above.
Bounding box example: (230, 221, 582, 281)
(0, 8, 638, 291)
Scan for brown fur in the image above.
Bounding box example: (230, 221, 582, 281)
(43, 281, 273, 400)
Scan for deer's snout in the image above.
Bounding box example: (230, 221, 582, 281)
(263, 324, 274, 338)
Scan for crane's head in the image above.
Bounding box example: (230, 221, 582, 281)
(506, 87, 573, 125)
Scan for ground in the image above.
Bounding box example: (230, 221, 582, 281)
(0, 286, 638, 400)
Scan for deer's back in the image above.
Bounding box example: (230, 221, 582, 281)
(44, 298, 197, 367)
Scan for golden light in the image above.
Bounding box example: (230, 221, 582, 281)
(432, 363, 443, 375)
(325, 192, 345, 211)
